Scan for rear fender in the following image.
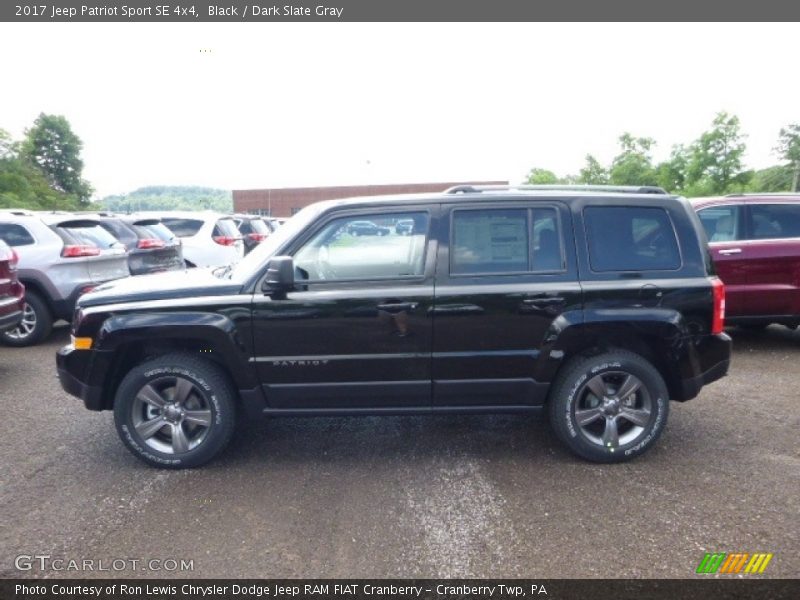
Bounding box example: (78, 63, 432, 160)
(535, 308, 691, 400)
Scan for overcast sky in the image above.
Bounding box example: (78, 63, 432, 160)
(0, 22, 797, 198)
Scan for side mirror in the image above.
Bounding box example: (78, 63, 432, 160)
(262, 256, 295, 296)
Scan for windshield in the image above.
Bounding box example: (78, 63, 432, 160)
(228, 204, 324, 282)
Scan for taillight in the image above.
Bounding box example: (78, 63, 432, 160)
(213, 236, 237, 246)
(61, 245, 101, 258)
(137, 238, 166, 249)
(247, 233, 267, 242)
(9, 248, 18, 270)
(711, 277, 726, 334)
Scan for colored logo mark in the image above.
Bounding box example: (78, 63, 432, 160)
(696, 552, 773, 574)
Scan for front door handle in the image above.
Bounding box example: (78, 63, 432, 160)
(718, 248, 742, 255)
(376, 301, 418, 313)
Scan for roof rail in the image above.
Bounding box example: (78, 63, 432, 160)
(444, 184, 669, 195)
(725, 192, 800, 197)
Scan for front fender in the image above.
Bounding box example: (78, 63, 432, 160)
(94, 311, 257, 389)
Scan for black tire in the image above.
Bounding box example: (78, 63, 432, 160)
(0, 291, 53, 347)
(113, 353, 237, 469)
(548, 350, 669, 463)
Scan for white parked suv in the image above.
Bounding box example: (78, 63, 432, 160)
(147, 212, 244, 268)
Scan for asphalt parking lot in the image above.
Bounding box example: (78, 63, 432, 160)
(0, 325, 798, 579)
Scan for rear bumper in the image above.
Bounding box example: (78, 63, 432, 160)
(0, 283, 25, 333)
(677, 332, 732, 401)
(0, 305, 23, 333)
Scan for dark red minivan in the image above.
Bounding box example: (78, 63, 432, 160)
(691, 194, 800, 329)
(0, 239, 25, 334)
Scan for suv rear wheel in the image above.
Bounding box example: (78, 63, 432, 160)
(1, 291, 52, 347)
(548, 350, 669, 463)
(113, 353, 237, 469)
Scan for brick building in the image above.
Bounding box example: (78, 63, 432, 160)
(232, 181, 507, 217)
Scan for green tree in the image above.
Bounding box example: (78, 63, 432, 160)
(745, 165, 794, 193)
(577, 154, 609, 184)
(609, 133, 658, 186)
(655, 144, 690, 193)
(685, 112, 749, 195)
(0, 128, 17, 160)
(525, 168, 560, 185)
(100, 186, 233, 213)
(775, 122, 800, 191)
(21, 113, 93, 202)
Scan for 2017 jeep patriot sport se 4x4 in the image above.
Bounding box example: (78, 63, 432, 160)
(57, 185, 731, 468)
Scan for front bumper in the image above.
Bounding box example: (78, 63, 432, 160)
(56, 344, 106, 411)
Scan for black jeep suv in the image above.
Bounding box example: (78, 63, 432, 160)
(57, 185, 731, 468)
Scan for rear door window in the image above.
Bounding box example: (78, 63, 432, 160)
(584, 206, 681, 272)
(0, 223, 35, 246)
(748, 204, 800, 239)
(697, 205, 744, 242)
(451, 207, 564, 275)
(161, 218, 203, 238)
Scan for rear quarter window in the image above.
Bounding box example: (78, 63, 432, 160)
(59, 223, 121, 249)
(0, 223, 35, 246)
(584, 206, 681, 272)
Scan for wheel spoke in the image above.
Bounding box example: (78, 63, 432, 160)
(183, 409, 212, 427)
(137, 384, 167, 409)
(620, 407, 651, 427)
(172, 378, 194, 405)
(586, 375, 608, 399)
(616, 375, 641, 400)
(602, 417, 619, 448)
(135, 416, 168, 439)
(171, 424, 190, 453)
(575, 407, 604, 427)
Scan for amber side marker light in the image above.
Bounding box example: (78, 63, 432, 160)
(72, 336, 93, 350)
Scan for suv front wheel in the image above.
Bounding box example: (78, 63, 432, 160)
(113, 353, 237, 469)
(548, 351, 669, 463)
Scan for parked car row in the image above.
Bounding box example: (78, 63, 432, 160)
(0, 209, 280, 346)
(690, 193, 800, 330)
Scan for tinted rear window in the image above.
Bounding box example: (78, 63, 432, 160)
(213, 219, 239, 238)
(584, 206, 681, 272)
(249, 218, 270, 234)
(0, 223, 35, 246)
(59, 224, 121, 249)
(132, 222, 175, 242)
(161, 218, 203, 237)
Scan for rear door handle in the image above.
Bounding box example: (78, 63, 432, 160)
(523, 297, 565, 307)
(376, 302, 418, 313)
(718, 248, 742, 255)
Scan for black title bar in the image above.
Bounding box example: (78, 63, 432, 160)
(3, 579, 800, 600)
(2, 0, 800, 22)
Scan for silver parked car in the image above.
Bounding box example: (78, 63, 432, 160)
(0, 212, 129, 346)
